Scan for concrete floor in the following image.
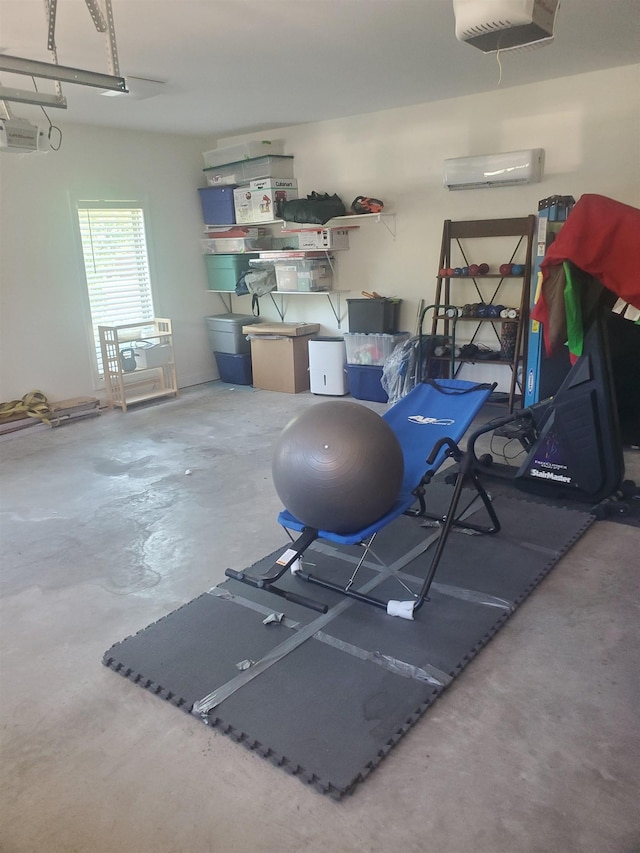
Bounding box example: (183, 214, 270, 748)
(1, 381, 638, 853)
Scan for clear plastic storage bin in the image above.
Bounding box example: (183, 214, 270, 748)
(344, 332, 409, 365)
(274, 259, 333, 292)
(204, 155, 295, 186)
(201, 236, 272, 254)
(203, 141, 285, 169)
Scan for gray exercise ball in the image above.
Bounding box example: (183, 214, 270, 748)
(272, 401, 404, 534)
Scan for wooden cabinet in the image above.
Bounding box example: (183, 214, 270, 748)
(427, 216, 536, 411)
(99, 318, 178, 412)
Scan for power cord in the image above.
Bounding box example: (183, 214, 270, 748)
(30, 76, 63, 150)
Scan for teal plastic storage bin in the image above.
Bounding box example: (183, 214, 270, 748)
(205, 254, 256, 291)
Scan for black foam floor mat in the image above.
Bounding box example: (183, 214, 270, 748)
(103, 492, 593, 798)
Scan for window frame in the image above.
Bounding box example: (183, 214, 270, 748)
(73, 197, 157, 387)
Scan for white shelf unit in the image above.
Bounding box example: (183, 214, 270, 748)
(99, 318, 178, 412)
(251, 212, 396, 237)
(204, 213, 396, 319)
(297, 211, 396, 238)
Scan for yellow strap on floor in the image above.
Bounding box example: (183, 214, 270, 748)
(0, 390, 55, 425)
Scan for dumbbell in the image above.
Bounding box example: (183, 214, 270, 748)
(500, 308, 519, 319)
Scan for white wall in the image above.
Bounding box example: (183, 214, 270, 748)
(218, 63, 640, 337)
(1, 63, 638, 402)
(0, 126, 215, 401)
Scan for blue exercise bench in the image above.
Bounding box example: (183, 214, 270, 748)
(226, 379, 500, 619)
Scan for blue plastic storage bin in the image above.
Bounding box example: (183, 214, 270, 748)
(345, 364, 388, 403)
(214, 351, 253, 385)
(198, 186, 237, 225)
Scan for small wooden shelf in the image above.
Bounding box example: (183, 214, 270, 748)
(99, 318, 178, 413)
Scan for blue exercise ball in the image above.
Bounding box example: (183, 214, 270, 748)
(272, 401, 404, 534)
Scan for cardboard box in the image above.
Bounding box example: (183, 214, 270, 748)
(244, 323, 319, 393)
(248, 177, 298, 193)
(248, 333, 317, 393)
(297, 229, 350, 251)
(233, 187, 254, 224)
(234, 180, 299, 224)
(242, 322, 320, 337)
(201, 236, 272, 253)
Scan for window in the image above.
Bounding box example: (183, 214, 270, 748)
(77, 201, 155, 374)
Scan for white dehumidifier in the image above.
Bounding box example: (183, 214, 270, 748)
(308, 337, 348, 396)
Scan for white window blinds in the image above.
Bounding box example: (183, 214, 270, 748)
(77, 201, 155, 373)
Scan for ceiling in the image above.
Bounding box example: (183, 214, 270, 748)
(1, 0, 638, 138)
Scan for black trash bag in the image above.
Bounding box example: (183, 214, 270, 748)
(280, 192, 346, 225)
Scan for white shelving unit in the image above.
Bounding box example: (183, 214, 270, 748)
(204, 213, 396, 323)
(276, 212, 396, 240)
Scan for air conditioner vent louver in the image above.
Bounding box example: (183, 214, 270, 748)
(453, 0, 559, 52)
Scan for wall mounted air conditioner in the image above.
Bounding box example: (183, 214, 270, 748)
(453, 0, 560, 53)
(443, 149, 544, 190)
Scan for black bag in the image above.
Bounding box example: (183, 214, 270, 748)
(236, 268, 277, 316)
(280, 192, 346, 225)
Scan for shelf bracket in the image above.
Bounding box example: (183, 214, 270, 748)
(327, 292, 344, 328)
(377, 213, 396, 239)
(216, 293, 233, 313)
(267, 291, 346, 327)
(268, 292, 286, 321)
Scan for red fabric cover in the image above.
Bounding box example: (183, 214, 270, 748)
(531, 194, 640, 355)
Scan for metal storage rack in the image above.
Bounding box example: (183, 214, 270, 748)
(429, 216, 536, 412)
(99, 318, 178, 412)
